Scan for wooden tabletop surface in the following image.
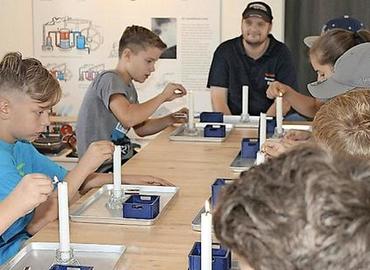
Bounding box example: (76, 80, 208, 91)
(31, 126, 257, 269)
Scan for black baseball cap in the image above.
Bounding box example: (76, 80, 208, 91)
(242, 1, 273, 23)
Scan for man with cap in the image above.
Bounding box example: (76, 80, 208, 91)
(207, 1, 297, 117)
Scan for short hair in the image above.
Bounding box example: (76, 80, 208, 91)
(118, 25, 167, 57)
(312, 88, 370, 159)
(0, 52, 61, 106)
(213, 144, 370, 270)
(310, 29, 370, 66)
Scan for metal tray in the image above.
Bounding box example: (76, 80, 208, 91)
(70, 184, 179, 225)
(229, 151, 255, 172)
(169, 123, 232, 142)
(0, 242, 125, 270)
(191, 205, 205, 232)
(223, 115, 261, 128)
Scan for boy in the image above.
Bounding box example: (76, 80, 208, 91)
(0, 52, 171, 264)
(262, 88, 370, 158)
(213, 144, 370, 270)
(76, 25, 187, 162)
(312, 88, 370, 159)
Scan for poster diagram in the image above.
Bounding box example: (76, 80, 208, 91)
(33, 0, 221, 116)
(46, 63, 72, 81)
(78, 64, 105, 81)
(41, 16, 103, 54)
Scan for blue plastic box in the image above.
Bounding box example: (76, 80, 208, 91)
(188, 242, 232, 270)
(267, 118, 277, 137)
(200, 112, 224, 123)
(241, 138, 259, 159)
(49, 265, 93, 270)
(122, 195, 160, 219)
(204, 124, 226, 138)
(211, 178, 230, 208)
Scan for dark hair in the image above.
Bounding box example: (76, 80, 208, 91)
(118, 25, 167, 57)
(312, 88, 370, 159)
(0, 52, 61, 105)
(213, 144, 370, 270)
(310, 29, 370, 66)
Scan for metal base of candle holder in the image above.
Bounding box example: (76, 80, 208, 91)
(55, 248, 80, 265)
(183, 126, 199, 136)
(106, 191, 125, 209)
(240, 114, 250, 123)
(272, 127, 284, 138)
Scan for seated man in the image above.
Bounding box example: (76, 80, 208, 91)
(213, 144, 370, 270)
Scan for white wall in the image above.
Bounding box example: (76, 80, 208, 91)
(0, 0, 33, 57)
(0, 0, 285, 57)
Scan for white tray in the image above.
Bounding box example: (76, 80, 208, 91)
(0, 242, 125, 270)
(169, 123, 233, 142)
(229, 151, 255, 172)
(70, 184, 178, 225)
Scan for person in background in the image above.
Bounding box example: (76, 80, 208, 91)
(76, 25, 187, 168)
(214, 144, 370, 270)
(207, 1, 297, 117)
(266, 19, 370, 118)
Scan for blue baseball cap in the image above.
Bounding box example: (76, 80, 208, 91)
(304, 15, 365, 47)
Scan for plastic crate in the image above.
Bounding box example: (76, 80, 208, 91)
(204, 125, 226, 138)
(200, 112, 224, 123)
(188, 242, 231, 270)
(241, 138, 259, 158)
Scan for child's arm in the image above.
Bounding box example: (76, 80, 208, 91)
(133, 107, 188, 137)
(27, 141, 114, 234)
(109, 83, 186, 129)
(0, 174, 53, 235)
(79, 173, 175, 195)
(266, 81, 323, 118)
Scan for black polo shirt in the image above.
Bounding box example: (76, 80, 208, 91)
(207, 34, 298, 115)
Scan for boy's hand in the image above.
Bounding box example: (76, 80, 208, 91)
(162, 83, 187, 102)
(266, 81, 290, 99)
(123, 175, 175, 186)
(171, 107, 189, 124)
(12, 173, 53, 214)
(284, 130, 312, 141)
(79, 140, 115, 173)
(262, 139, 289, 158)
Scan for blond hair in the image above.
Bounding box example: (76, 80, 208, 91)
(118, 25, 167, 57)
(0, 52, 61, 105)
(312, 89, 370, 159)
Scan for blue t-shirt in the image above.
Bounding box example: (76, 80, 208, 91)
(0, 140, 67, 265)
(207, 34, 298, 116)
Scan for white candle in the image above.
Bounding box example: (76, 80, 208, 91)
(276, 96, 283, 135)
(201, 200, 212, 270)
(58, 181, 71, 260)
(188, 91, 195, 129)
(255, 151, 265, 165)
(113, 145, 122, 197)
(259, 113, 266, 150)
(242, 85, 249, 117)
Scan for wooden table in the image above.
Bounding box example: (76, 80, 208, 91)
(31, 126, 257, 270)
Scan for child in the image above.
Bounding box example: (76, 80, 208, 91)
(312, 88, 370, 160)
(76, 25, 187, 163)
(266, 29, 370, 118)
(213, 144, 370, 270)
(263, 42, 370, 157)
(0, 52, 171, 264)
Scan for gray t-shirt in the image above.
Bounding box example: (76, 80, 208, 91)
(76, 70, 138, 158)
